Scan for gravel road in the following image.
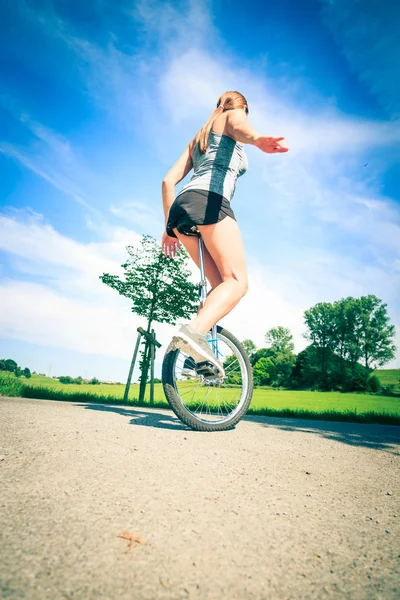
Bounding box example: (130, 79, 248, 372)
(1, 396, 399, 600)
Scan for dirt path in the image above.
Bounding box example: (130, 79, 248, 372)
(1, 396, 399, 600)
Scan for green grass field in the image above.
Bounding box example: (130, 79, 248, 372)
(375, 369, 400, 393)
(1, 373, 398, 424)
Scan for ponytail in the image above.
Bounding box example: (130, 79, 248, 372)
(194, 91, 249, 154)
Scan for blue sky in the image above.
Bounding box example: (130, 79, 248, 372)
(1, 0, 399, 381)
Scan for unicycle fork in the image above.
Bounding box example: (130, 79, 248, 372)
(197, 235, 219, 360)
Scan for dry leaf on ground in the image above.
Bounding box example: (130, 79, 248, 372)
(117, 530, 147, 553)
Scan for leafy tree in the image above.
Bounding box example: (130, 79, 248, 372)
(0, 360, 5, 371)
(358, 295, 396, 370)
(332, 297, 353, 381)
(4, 359, 18, 372)
(300, 295, 396, 391)
(291, 346, 320, 389)
(100, 235, 198, 402)
(330, 297, 365, 384)
(242, 339, 257, 358)
(89, 378, 100, 385)
(14, 366, 22, 377)
(264, 326, 296, 386)
(265, 326, 294, 354)
(304, 303, 337, 384)
(250, 347, 272, 367)
(23, 368, 31, 379)
(253, 357, 274, 386)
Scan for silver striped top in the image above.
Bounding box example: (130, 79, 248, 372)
(176, 130, 248, 202)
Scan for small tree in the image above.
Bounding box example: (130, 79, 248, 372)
(101, 235, 198, 402)
(263, 327, 296, 387)
(23, 368, 31, 379)
(265, 326, 294, 354)
(89, 378, 100, 385)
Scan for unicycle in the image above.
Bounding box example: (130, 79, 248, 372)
(162, 233, 254, 431)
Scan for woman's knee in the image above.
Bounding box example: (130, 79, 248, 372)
(225, 276, 248, 297)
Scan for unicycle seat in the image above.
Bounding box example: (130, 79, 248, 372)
(176, 222, 201, 237)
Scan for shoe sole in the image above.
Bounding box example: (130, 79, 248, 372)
(172, 332, 225, 377)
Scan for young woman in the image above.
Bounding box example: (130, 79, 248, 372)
(161, 91, 288, 375)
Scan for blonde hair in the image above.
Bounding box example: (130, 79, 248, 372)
(195, 91, 249, 154)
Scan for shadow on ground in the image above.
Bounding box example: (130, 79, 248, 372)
(245, 414, 400, 455)
(78, 403, 189, 431)
(77, 402, 400, 452)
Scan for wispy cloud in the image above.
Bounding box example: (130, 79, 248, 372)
(109, 200, 164, 232)
(320, 0, 400, 119)
(0, 143, 98, 214)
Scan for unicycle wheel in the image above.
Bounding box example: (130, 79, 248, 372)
(162, 326, 253, 432)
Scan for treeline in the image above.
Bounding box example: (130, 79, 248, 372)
(233, 294, 396, 393)
(57, 375, 100, 385)
(0, 359, 31, 379)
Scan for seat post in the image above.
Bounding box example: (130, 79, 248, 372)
(198, 235, 208, 307)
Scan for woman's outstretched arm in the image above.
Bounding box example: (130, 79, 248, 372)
(226, 109, 289, 153)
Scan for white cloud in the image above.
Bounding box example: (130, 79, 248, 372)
(0, 280, 134, 358)
(159, 49, 400, 154)
(321, 0, 400, 119)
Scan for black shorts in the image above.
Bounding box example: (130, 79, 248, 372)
(166, 189, 236, 238)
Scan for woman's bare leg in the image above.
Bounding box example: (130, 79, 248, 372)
(172, 228, 223, 321)
(189, 217, 248, 334)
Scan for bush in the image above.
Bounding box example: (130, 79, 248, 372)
(58, 376, 83, 385)
(351, 367, 369, 391)
(89, 378, 100, 385)
(367, 375, 381, 393)
(380, 384, 398, 397)
(0, 373, 24, 396)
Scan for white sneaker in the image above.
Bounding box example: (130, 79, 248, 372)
(172, 325, 225, 378)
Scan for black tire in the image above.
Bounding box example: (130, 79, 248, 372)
(162, 326, 253, 431)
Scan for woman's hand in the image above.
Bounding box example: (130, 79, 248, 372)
(255, 136, 289, 153)
(161, 231, 181, 258)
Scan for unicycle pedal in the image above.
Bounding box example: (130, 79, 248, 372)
(195, 361, 222, 379)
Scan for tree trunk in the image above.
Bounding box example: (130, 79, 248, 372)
(138, 338, 151, 402)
